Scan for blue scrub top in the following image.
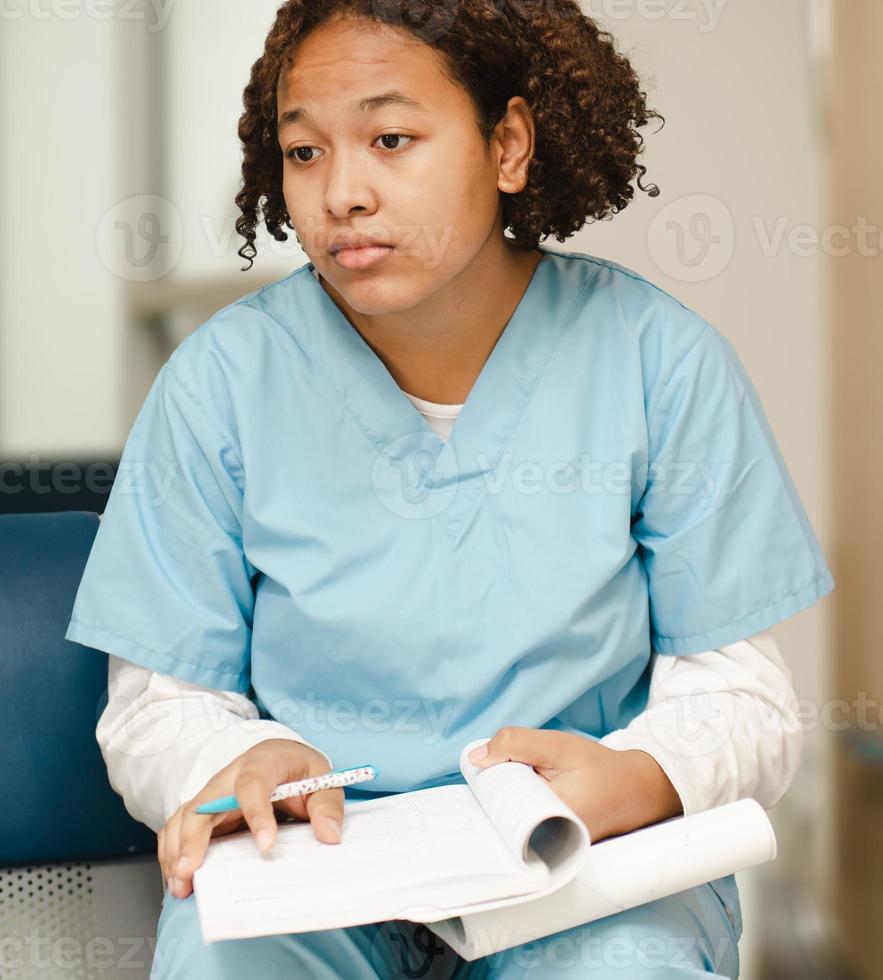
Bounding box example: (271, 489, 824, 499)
(65, 245, 834, 797)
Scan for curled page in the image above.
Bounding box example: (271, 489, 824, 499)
(399, 740, 593, 923)
(460, 738, 590, 859)
(425, 797, 776, 961)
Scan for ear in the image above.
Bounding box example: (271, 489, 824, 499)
(494, 96, 536, 195)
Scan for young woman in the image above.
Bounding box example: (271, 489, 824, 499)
(66, 2, 834, 976)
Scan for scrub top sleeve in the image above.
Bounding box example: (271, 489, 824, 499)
(65, 362, 256, 694)
(631, 320, 835, 656)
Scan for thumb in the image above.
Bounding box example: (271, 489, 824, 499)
(468, 727, 575, 770)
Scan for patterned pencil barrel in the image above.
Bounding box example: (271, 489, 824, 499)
(268, 765, 378, 803)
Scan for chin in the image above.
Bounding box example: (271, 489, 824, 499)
(338, 288, 420, 318)
(326, 263, 438, 316)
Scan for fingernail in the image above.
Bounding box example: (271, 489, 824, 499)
(321, 816, 342, 841)
(176, 856, 191, 874)
(468, 745, 488, 764)
(256, 829, 273, 852)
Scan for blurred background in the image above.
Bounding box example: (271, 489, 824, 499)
(0, 1, 879, 977)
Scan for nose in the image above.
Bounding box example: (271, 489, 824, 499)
(322, 153, 378, 221)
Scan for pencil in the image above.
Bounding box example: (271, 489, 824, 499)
(194, 764, 379, 814)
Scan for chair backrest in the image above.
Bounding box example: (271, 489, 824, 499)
(0, 511, 156, 865)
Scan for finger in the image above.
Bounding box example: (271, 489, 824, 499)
(271, 791, 310, 825)
(172, 805, 229, 897)
(235, 768, 281, 855)
(304, 785, 345, 844)
(157, 824, 170, 889)
(161, 810, 183, 889)
(467, 727, 571, 770)
(159, 809, 187, 894)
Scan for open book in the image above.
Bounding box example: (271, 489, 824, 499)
(193, 739, 777, 958)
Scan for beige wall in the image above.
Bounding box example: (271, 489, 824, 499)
(0, 13, 126, 455)
(828, 2, 883, 976)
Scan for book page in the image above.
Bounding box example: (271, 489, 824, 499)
(425, 797, 778, 961)
(192, 783, 550, 944)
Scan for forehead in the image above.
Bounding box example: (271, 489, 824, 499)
(276, 18, 451, 113)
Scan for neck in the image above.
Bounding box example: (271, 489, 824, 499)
(318, 238, 544, 405)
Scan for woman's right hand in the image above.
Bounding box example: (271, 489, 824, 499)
(158, 738, 343, 899)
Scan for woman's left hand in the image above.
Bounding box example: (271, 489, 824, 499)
(467, 727, 683, 843)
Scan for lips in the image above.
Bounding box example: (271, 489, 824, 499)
(329, 235, 391, 255)
(332, 244, 396, 271)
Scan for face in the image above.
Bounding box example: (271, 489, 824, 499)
(276, 16, 533, 317)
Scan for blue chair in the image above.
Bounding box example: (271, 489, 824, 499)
(1, 512, 162, 979)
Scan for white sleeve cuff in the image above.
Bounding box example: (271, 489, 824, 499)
(598, 632, 803, 817)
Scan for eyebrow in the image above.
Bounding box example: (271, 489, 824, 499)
(277, 91, 429, 132)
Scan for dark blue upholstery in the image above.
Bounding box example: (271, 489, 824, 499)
(0, 511, 156, 865)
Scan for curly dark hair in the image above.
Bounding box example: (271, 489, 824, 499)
(235, 0, 664, 271)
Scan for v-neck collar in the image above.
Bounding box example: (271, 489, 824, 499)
(291, 242, 571, 542)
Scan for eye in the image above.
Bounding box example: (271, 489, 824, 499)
(374, 133, 412, 152)
(285, 145, 318, 165)
(284, 133, 414, 166)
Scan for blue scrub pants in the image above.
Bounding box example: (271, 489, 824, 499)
(149, 874, 742, 978)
